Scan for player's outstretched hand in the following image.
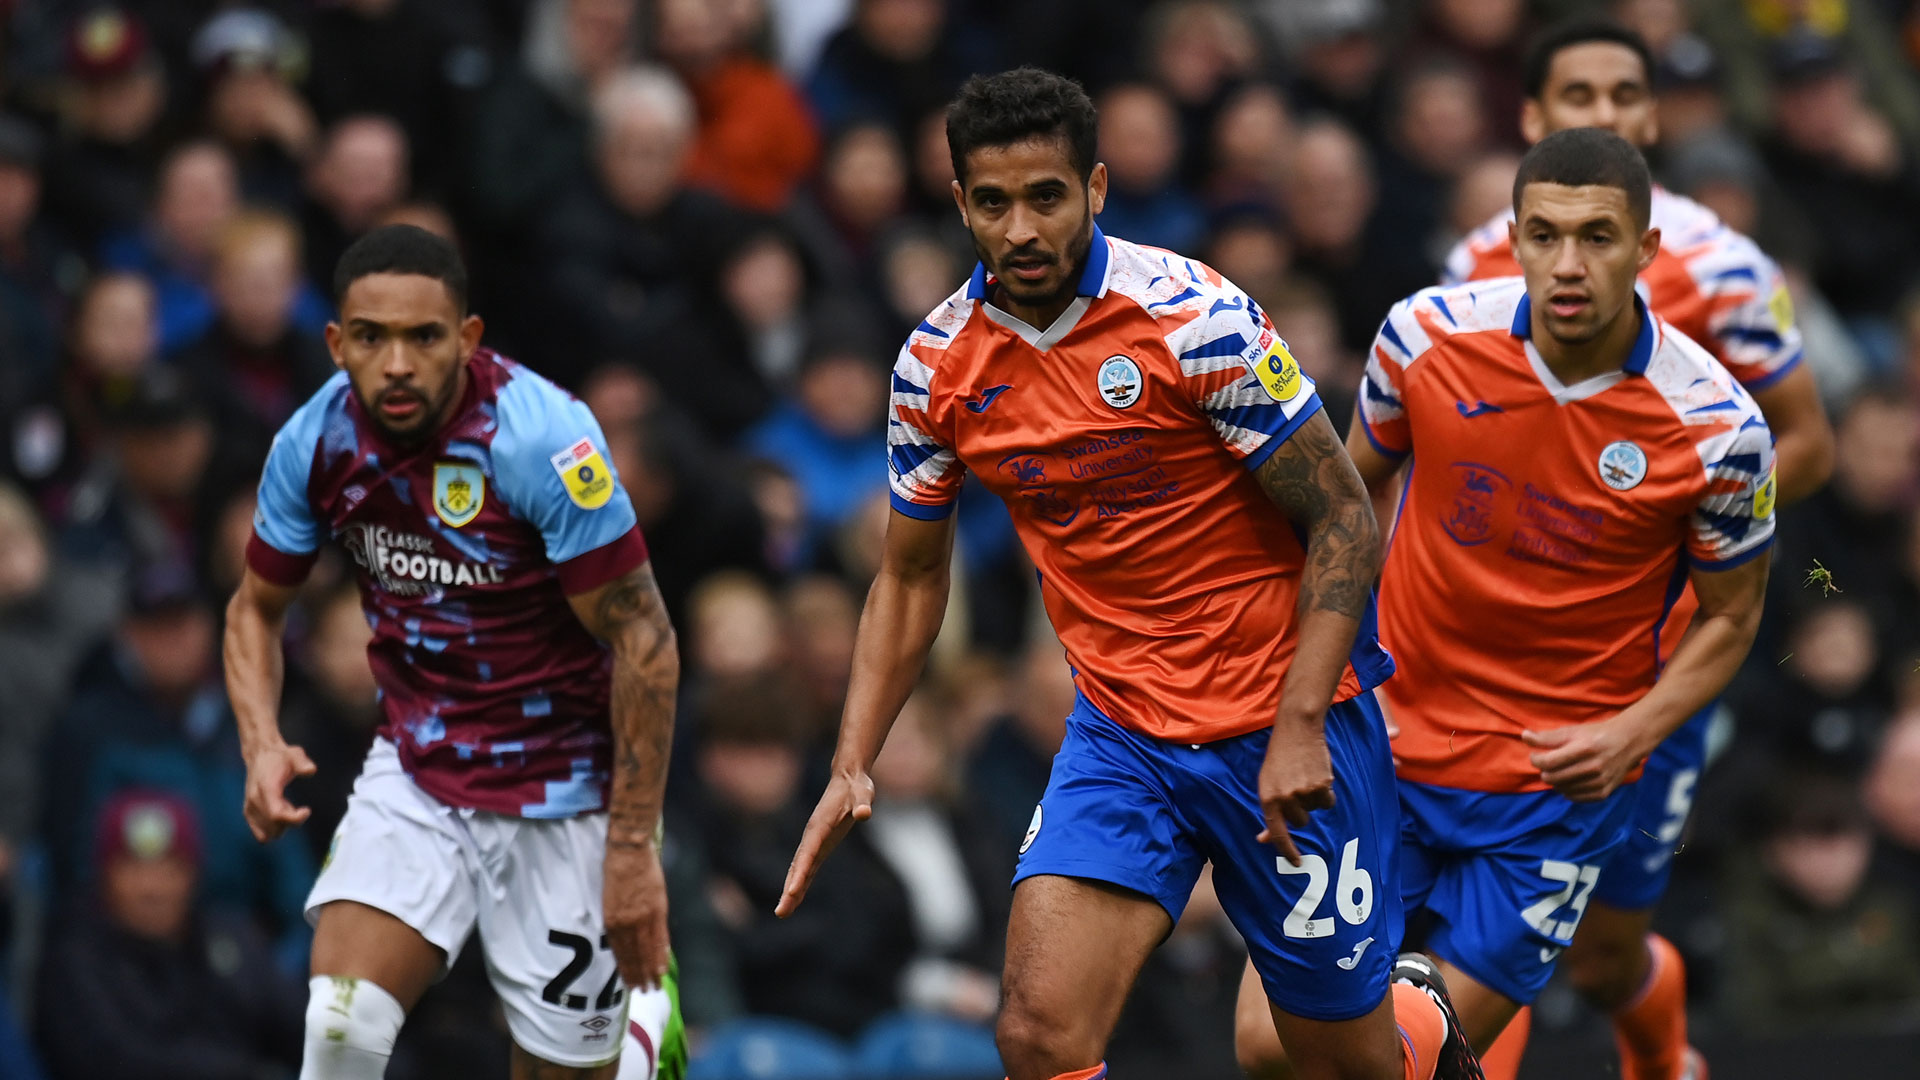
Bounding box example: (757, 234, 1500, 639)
(242, 743, 316, 842)
(1257, 721, 1336, 866)
(775, 769, 874, 918)
(1523, 721, 1639, 802)
(604, 841, 670, 992)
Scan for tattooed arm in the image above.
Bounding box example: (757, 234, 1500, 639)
(569, 562, 680, 992)
(1248, 408, 1382, 861)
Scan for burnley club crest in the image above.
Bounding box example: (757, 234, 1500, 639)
(434, 462, 485, 527)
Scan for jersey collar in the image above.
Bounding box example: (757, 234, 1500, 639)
(1509, 290, 1657, 376)
(966, 225, 1113, 301)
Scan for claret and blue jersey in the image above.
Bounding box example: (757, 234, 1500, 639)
(246, 348, 650, 818)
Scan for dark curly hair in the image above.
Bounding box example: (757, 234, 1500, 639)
(946, 67, 1098, 186)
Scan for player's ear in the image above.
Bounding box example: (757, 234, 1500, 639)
(1643, 99, 1661, 146)
(1087, 161, 1107, 217)
(950, 179, 968, 227)
(459, 313, 484, 357)
(1506, 219, 1520, 263)
(1637, 226, 1661, 274)
(323, 322, 345, 370)
(1520, 100, 1546, 144)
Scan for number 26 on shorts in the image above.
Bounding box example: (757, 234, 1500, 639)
(1274, 838, 1374, 939)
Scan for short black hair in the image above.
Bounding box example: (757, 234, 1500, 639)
(1523, 17, 1655, 100)
(1513, 127, 1653, 228)
(333, 225, 468, 312)
(946, 67, 1098, 185)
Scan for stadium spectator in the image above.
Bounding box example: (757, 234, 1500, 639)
(170, 210, 333, 470)
(743, 338, 890, 556)
(1767, 387, 1920, 640)
(98, 140, 238, 351)
(1204, 82, 1294, 209)
(965, 642, 1074, 855)
(191, 9, 319, 210)
(600, 404, 771, 625)
(25, 272, 159, 519)
(876, 226, 965, 343)
(1095, 83, 1204, 252)
(538, 65, 749, 391)
(1762, 35, 1920, 332)
(300, 114, 412, 297)
(691, 671, 914, 1038)
(58, 363, 213, 572)
(0, 114, 80, 384)
(303, 0, 488, 200)
(793, 121, 912, 299)
(1374, 58, 1489, 261)
(465, 0, 641, 232)
(1280, 118, 1434, 351)
(783, 575, 863, 740)
(657, 0, 821, 212)
(1277, 0, 1392, 138)
(806, 0, 991, 145)
(0, 484, 118, 862)
(35, 790, 304, 1080)
(719, 226, 814, 394)
(38, 556, 316, 941)
(40, 7, 173, 249)
(1405, 0, 1532, 150)
(684, 571, 787, 685)
(1722, 768, 1920, 1031)
(276, 584, 380, 867)
(1140, 0, 1263, 186)
(1200, 210, 1292, 308)
(864, 690, 1010, 1024)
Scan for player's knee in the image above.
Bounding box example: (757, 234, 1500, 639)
(1564, 935, 1644, 1011)
(1233, 1006, 1292, 1079)
(995, 1000, 1094, 1077)
(302, 975, 406, 1078)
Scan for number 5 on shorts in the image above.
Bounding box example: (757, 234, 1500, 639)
(1273, 838, 1374, 939)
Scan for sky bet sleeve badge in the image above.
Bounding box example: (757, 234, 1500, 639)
(1245, 328, 1304, 403)
(433, 462, 485, 527)
(550, 437, 615, 509)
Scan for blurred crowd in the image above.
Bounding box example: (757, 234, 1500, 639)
(1, 0, 1919, 1078)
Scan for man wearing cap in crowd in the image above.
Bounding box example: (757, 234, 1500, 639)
(34, 789, 304, 1080)
(41, 6, 173, 248)
(37, 552, 316, 951)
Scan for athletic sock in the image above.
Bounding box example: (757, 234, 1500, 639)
(1614, 934, 1688, 1080)
(1393, 982, 1447, 1080)
(1479, 1004, 1530, 1080)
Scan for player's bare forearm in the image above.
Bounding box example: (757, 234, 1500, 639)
(832, 511, 955, 774)
(1255, 410, 1381, 724)
(224, 569, 299, 759)
(571, 563, 679, 849)
(1750, 365, 1833, 504)
(1625, 550, 1771, 752)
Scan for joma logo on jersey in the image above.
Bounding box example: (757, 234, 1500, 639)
(342, 522, 504, 595)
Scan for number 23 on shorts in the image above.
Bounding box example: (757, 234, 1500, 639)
(1274, 837, 1374, 939)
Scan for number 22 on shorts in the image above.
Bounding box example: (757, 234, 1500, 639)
(1274, 838, 1374, 939)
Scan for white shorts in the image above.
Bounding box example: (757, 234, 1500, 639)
(307, 738, 672, 1072)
